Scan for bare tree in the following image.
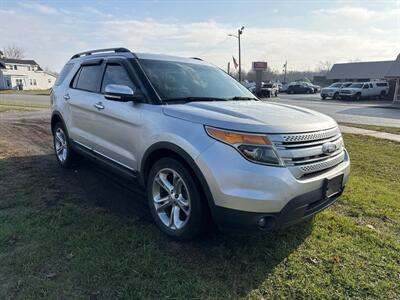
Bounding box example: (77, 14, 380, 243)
(316, 60, 332, 74)
(3, 44, 25, 59)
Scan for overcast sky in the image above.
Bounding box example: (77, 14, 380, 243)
(1, 0, 399, 72)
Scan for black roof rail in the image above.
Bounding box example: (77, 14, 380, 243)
(190, 57, 203, 61)
(71, 47, 131, 59)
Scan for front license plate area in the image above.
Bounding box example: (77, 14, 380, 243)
(324, 174, 344, 198)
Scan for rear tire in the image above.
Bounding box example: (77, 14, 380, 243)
(52, 122, 79, 168)
(147, 158, 209, 240)
(380, 91, 386, 99)
(321, 95, 327, 100)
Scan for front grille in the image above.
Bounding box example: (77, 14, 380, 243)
(270, 127, 345, 178)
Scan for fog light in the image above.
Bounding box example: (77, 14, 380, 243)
(258, 217, 267, 228)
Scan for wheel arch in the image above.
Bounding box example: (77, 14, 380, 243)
(140, 142, 217, 215)
(51, 111, 66, 133)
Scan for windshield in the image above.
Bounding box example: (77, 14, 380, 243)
(349, 83, 363, 88)
(330, 83, 342, 88)
(140, 59, 255, 101)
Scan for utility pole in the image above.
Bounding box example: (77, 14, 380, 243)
(238, 26, 244, 82)
(228, 26, 245, 82)
(283, 60, 287, 84)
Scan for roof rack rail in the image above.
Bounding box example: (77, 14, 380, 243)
(190, 57, 203, 61)
(71, 47, 131, 59)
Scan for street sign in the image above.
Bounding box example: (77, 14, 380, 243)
(252, 61, 268, 70)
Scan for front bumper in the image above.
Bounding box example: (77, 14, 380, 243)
(213, 186, 344, 232)
(195, 141, 350, 231)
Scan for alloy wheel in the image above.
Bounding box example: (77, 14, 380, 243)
(152, 168, 191, 230)
(54, 127, 68, 163)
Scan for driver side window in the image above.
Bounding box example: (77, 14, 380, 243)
(101, 63, 136, 93)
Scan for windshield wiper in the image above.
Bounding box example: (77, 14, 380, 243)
(162, 97, 228, 103)
(228, 96, 258, 101)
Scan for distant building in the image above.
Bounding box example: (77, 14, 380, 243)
(385, 54, 400, 104)
(327, 60, 394, 82)
(0, 53, 56, 90)
(327, 56, 400, 103)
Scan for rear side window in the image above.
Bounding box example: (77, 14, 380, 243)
(101, 64, 136, 93)
(74, 65, 103, 92)
(55, 63, 74, 86)
(376, 82, 388, 87)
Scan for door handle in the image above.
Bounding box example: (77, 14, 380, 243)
(63, 94, 70, 101)
(94, 102, 105, 110)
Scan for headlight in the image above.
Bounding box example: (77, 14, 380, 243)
(205, 126, 283, 166)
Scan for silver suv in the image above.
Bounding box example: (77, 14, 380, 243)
(51, 48, 350, 239)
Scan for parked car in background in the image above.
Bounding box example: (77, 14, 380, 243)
(339, 81, 389, 100)
(320, 82, 352, 100)
(51, 47, 350, 239)
(304, 82, 321, 93)
(280, 82, 292, 93)
(241, 80, 256, 94)
(286, 83, 314, 94)
(257, 83, 279, 98)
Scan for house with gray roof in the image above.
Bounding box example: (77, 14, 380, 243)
(0, 52, 56, 90)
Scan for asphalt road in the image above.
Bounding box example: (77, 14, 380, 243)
(1, 92, 399, 128)
(272, 94, 400, 128)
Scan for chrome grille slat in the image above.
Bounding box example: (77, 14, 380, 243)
(272, 127, 340, 143)
(274, 134, 342, 149)
(271, 127, 345, 178)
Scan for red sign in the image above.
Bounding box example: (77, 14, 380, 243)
(252, 61, 268, 70)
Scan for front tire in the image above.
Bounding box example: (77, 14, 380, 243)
(354, 93, 361, 101)
(147, 158, 208, 240)
(333, 92, 340, 100)
(52, 122, 78, 168)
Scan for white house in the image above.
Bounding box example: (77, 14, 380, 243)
(0, 51, 57, 90)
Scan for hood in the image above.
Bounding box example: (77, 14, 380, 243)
(163, 101, 337, 133)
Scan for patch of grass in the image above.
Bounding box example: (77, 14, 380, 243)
(340, 123, 400, 135)
(0, 89, 51, 95)
(0, 134, 399, 299)
(0, 100, 49, 112)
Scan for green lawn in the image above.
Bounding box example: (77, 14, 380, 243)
(340, 123, 400, 135)
(0, 89, 51, 95)
(0, 134, 399, 299)
(0, 100, 49, 112)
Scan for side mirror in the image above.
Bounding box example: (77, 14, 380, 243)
(104, 84, 142, 102)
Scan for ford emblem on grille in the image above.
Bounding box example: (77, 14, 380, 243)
(322, 142, 337, 154)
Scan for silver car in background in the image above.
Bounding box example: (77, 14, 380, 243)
(321, 82, 352, 100)
(51, 48, 350, 239)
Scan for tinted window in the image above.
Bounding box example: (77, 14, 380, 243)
(350, 83, 363, 88)
(376, 82, 388, 87)
(101, 64, 136, 93)
(55, 63, 74, 86)
(75, 65, 103, 92)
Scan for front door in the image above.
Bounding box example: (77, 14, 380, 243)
(90, 59, 142, 171)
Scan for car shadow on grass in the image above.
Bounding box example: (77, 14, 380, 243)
(1, 153, 313, 298)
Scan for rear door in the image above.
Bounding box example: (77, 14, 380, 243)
(65, 59, 105, 149)
(90, 58, 143, 171)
